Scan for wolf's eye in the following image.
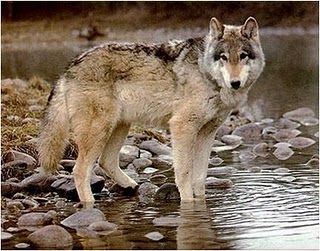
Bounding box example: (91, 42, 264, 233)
(220, 54, 228, 61)
(240, 52, 248, 60)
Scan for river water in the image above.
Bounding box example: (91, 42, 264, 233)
(1, 28, 319, 250)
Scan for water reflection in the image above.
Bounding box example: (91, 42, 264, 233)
(177, 200, 232, 249)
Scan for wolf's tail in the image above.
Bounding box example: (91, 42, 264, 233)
(37, 78, 69, 173)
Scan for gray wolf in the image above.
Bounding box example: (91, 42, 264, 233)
(38, 17, 265, 203)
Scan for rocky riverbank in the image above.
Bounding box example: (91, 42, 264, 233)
(1, 78, 319, 249)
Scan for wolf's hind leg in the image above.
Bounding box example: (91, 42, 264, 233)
(98, 122, 138, 189)
(71, 101, 119, 203)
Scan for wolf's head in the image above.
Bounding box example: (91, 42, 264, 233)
(202, 17, 265, 90)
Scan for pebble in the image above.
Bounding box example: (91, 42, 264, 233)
(288, 137, 316, 149)
(151, 155, 173, 169)
(208, 157, 224, 166)
(248, 166, 262, 173)
(253, 142, 270, 157)
(51, 174, 105, 200)
(61, 208, 106, 229)
(132, 158, 153, 170)
(273, 147, 294, 160)
(143, 167, 158, 174)
(273, 167, 290, 173)
(28, 225, 73, 248)
(205, 177, 233, 188)
(221, 135, 242, 145)
(232, 123, 262, 143)
(140, 140, 172, 156)
(145, 231, 164, 241)
(149, 174, 168, 185)
(283, 107, 315, 122)
(119, 145, 140, 168)
(274, 142, 292, 148)
(140, 149, 153, 159)
(275, 118, 301, 129)
(87, 220, 117, 232)
(155, 183, 180, 200)
(274, 176, 297, 183)
(18, 210, 56, 226)
(305, 158, 319, 167)
(20, 173, 58, 193)
(15, 243, 30, 249)
(138, 182, 159, 199)
(301, 117, 319, 126)
(272, 129, 301, 142)
(1, 182, 23, 197)
(1, 232, 13, 241)
(239, 150, 256, 162)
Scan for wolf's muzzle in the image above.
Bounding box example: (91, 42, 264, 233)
(231, 81, 241, 90)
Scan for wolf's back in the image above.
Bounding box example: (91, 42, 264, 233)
(37, 78, 69, 173)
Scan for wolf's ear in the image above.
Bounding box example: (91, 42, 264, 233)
(242, 17, 259, 39)
(210, 17, 224, 40)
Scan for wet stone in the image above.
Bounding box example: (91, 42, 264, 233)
(138, 182, 159, 199)
(151, 155, 173, 169)
(1, 150, 37, 180)
(215, 125, 233, 141)
(248, 166, 262, 173)
(301, 117, 319, 126)
(140, 140, 172, 156)
(143, 167, 158, 174)
(275, 118, 301, 129)
(205, 177, 233, 188)
(87, 220, 117, 232)
(132, 158, 153, 171)
(1, 182, 23, 198)
(288, 137, 316, 149)
(283, 107, 315, 122)
(232, 123, 262, 143)
(221, 134, 242, 146)
(273, 146, 294, 161)
(15, 243, 30, 249)
(119, 145, 140, 168)
(61, 208, 106, 229)
(59, 159, 76, 172)
(18, 210, 56, 226)
(28, 225, 73, 248)
(1, 232, 13, 241)
(272, 129, 301, 142)
(253, 142, 270, 157)
(145, 231, 164, 241)
(208, 157, 224, 166)
(149, 174, 168, 185)
(305, 158, 319, 167)
(51, 174, 105, 201)
(273, 167, 290, 173)
(239, 150, 256, 162)
(155, 183, 180, 200)
(20, 173, 57, 193)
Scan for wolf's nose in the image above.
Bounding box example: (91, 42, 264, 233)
(231, 81, 241, 90)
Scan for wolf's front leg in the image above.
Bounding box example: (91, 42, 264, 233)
(170, 116, 199, 201)
(192, 121, 218, 199)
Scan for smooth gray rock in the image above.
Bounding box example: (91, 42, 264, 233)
(20, 173, 57, 193)
(61, 208, 106, 229)
(232, 123, 262, 143)
(18, 210, 56, 226)
(88, 221, 117, 232)
(140, 140, 171, 156)
(154, 183, 180, 200)
(205, 177, 233, 188)
(132, 158, 153, 171)
(145, 231, 164, 241)
(28, 225, 73, 248)
(119, 145, 140, 168)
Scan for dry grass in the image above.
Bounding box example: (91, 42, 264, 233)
(1, 77, 51, 152)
